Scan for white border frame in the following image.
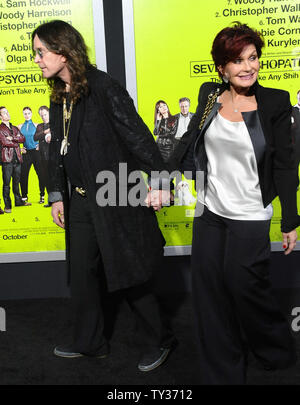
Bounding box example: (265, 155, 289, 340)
(0, 251, 66, 263)
(93, 0, 107, 72)
(122, 0, 138, 106)
(0, 241, 297, 263)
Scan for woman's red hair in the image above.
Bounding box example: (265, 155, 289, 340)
(211, 22, 264, 77)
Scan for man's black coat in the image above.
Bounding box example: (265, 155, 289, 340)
(49, 67, 168, 292)
(291, 106, 300, 165)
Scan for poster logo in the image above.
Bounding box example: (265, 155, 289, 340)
(190, 60, 218, 78)
(190, 54, 300, 80)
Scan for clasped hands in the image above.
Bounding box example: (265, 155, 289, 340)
(144, 189, 174, 211)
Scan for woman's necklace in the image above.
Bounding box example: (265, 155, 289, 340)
(60, 97, 73, 155)
(230, 92, 239, 113)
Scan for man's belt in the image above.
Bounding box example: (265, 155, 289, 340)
(74, 186, 86, 197)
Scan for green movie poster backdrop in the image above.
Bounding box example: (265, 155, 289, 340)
(132, 0, 300, 248)
(0, 0, 96, 254)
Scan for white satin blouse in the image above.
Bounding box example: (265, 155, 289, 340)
(198, 112, 273, 220)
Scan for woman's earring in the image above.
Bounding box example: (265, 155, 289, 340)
(223, 75, 229, 83)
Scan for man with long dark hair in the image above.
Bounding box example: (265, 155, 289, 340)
(32, 20, 175, 371)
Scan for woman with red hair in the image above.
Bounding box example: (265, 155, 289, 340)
(172, 22, 299, 384)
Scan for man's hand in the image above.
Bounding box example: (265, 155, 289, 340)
(144, 190, 174, 211)
(51, 201, 65, 229)
(282, 229, 297, 255)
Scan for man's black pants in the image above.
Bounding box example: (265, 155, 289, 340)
(68, 191, 173, 356)
(191, 206, 296, 385)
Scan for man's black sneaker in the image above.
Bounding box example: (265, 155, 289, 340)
(54, 346, 108, 359)
(138, 347, 171, 372)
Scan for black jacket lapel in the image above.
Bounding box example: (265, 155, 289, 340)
(242, 110, 266, 165)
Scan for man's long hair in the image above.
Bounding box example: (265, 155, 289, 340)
(32, 20, 93, 104)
